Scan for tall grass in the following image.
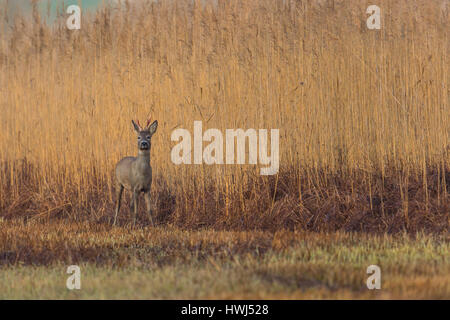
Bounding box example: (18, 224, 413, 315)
(0, 0, 448, 232)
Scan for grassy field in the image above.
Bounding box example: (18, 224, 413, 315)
(0, 0, 448, 299)
(0, 220, 448, 299)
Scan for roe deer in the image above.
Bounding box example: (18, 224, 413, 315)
(113, 118, 158, 227)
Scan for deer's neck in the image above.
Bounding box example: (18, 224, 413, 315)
(136, 151, 151, 168)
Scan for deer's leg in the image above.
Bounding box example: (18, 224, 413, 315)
(131, 190, 138, 227)
(113, 183, 124, 226)
(144, 191, 154, 227)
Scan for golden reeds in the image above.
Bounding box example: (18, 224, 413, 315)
(0, 0, 448, 232)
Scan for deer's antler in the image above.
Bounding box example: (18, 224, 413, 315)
(146, 115, 152, 129)
(136, 120, 143, 130)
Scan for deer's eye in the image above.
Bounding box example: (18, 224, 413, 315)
(146, 136, 151, 140)
(137, 136, 141, 140)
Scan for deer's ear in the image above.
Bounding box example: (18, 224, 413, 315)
(132, 120, 141, 133)
(148, 120, 158, 135)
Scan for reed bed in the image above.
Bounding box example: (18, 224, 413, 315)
(0, 0, 448, 233)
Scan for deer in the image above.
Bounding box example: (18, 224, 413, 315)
(113, 117, 158, 227)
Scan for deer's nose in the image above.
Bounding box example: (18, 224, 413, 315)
(140, 141, 149, 148)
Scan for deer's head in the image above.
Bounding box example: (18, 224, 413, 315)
(131, 118, 158, 153)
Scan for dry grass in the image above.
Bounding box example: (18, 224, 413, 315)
(0, 0, 448, 232)
(0, 220, 448, 299)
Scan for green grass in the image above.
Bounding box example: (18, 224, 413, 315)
(0, 222, 448, 299)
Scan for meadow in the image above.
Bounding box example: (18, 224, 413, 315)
(0, 0, 448, 299)
(0, 220, 448, 299)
